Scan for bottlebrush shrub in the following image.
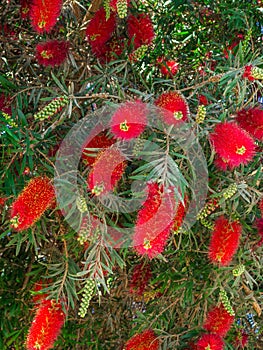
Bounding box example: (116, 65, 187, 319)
(129, 262, 152, 296)
(208, 216, 242, 266)
(30, 0, 63, 33)
(235, 107, 263, 141)
(196, 333, 224, 350)
(155, 91, 189, 126)
(86, 7, 116, 57)
(123, 329, 160, 350)
(133, 182, 175, 259)
(203, 303, 235, 337)
(210, 122, 256, 170)
(26, 299, 66, 350)
(127, 13, 155, 49)
(81, 131, 115, 166)
(87, 147, 127, 196)
(35, 40, 70, 67)
(10, 176, 55, 231)
(110, 100, 148, 140)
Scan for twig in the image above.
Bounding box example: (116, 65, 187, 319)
(57, 225, 69, 298)
(81, 0, 103, 32)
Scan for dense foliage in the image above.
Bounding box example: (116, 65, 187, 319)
(0, 0, 263, 349)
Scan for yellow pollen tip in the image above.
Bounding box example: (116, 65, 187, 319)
(120, 120, 130, 131)
(173, 111, 183, 120)
(143, 239, 152, 250)
(236, 146, 246, 155)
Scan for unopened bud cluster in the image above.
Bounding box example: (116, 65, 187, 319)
(200, 217, 214, 230)
(91, 183, 105, 196)
(242, 28, 252, 50)
(232, 264, 245, 277)
(196, 104, 206, 124)
(132, 137, 146, 156)
(104, 0, 111, 20)
(117, 0, 128, 18)
(197, 199, 219, 220)
(1, 112, 17, 127)
(220, 289, 235, 316)
(76, 196, 88, 213)
(78, 279, 96, 318)
(250, 66, 263, 80)
(222, 183, 238, 199)
(34, 95, 69, 121)
(77, 227, 89, 245)
(129, 45, 148, 62)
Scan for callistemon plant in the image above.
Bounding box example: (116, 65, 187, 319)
(1, 1, 263, 349)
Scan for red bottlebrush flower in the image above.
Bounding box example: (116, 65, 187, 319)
(20, 0, 32, 19)
(82, 131, 115, 166)
(172, 196, 188, 232)
(10, 176, 55, 231)
(199, 94, 209, 106)
(0, 196, 7, 215)
(233, 331, 249, 349)
(223, 34, 244, 59)
(129, 262, 152, 296)
(124, 329, 160, 350)
(133, 183, 175, 259)
(30, 0, 62, 33)
(35, 40, 70, 67)
(110, 100, 148, 140)
(210, 122, 256, 169)
(86, 8, 116, 55)
(243, 65, 255, 81)
(260, 198, 263, 216)
(203, 303, 235, 337)
(31, 280, 50, 306)
(158, 59, 179, 77)
(0, 197, 7, 206)
(235, 107, 263, 141)
(208, 216, 242, 266)
(196, 333, 224, 350)
(87, 147, 127, 195)
(0, 24, 17, 38)
(127, 13, 155, 49)
(26, 299, 65, 350)
(256, 217, 263, 247)
(104, 37, 126, 61)
(0, 93, 12, 115)
(155, 91, 189, 126)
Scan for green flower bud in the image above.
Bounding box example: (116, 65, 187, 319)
(219, 289, 235, 316)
